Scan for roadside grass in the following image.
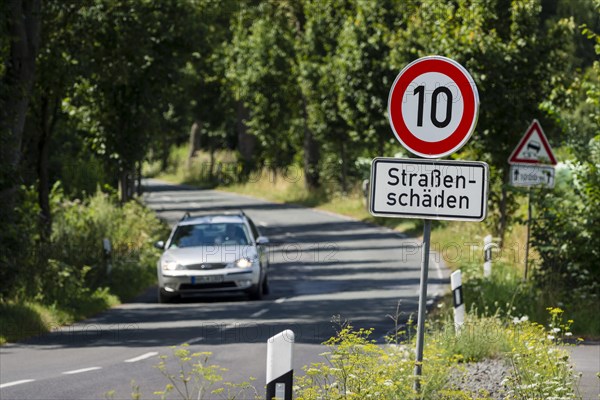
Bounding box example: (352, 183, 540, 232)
(0, 300, 90, 345)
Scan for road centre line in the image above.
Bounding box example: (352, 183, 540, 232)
(432, 257, 444, 280)
(124, 352, 159, 363)
(0, 379, 36, 389)
(62, 367, 102, 375)
(274, 297, 287, 304)
(250, 308, 269, 318)
(185, 337, 205, 345)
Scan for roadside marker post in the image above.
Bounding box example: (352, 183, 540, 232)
(483, 235, 493, 278)
(266, 330, 294, 400)
(102, 238, 112, 279)
(375, 55, 485, 393)
(450, 270, 465, 332)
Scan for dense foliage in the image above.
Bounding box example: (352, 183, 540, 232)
(4, 184, 165, 306)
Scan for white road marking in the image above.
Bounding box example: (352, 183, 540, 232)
(250, 308, 269, 318)
(124, 352, 158, 363)
(186, 337, 204, 345)
(275, 297, 287, 304)
(432, 257, 444, 280)
(62, 367, 102, 375)
(0, 379, 35, 389)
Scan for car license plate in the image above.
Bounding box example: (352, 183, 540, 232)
(192, 275, 223, 284)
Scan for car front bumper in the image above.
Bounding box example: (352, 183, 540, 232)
(159, 268, 260, 296)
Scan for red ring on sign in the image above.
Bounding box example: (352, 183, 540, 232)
(388, 58, 477, 158)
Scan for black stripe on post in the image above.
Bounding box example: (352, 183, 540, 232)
(266, 369, 293, 400)
(453, 285, 463, 308)
(484, 247, 492, 262)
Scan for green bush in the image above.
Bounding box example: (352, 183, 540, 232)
(530, 141, 600, 335)
(436, 314, 513, 363)
(295, 324, 451, 399)
(0, 185, 43, 301)
(1, 182, 167, 343)
(49, 184, 167, 301)
(502, 308, 581, 399)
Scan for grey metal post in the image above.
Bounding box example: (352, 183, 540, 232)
(524, 188, 532, 281)
(413, 219, 431, 392)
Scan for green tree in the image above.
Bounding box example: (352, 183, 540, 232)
(297, 0, 355, 190)
(0, 0, 42, 299)
(389, 0, 576, 243)
(532, 1, 600, 294)
(226, 2, 300, 173)
(67, 0, 199, 202)
(20, 1, 96, 237)
(183, 0, 238, 180)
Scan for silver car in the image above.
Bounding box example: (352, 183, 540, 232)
(154, 212, 269, 303)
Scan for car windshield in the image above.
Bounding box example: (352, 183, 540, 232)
(168, 222, 251, 248)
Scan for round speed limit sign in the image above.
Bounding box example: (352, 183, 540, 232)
(388, 56, 479, 158)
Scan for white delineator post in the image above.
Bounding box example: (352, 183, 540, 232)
(103, 238, 112, 276)
(451, 270, 465, 332)
(266, 330, 294, 400)
(483, 234, 493, 278)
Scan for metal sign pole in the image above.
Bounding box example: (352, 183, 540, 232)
(524, 188, 532, 281)
(413, 219, 431, 392)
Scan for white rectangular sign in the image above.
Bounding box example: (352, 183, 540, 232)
(509, 164, 555, 188)
(369, 158, 489, 221)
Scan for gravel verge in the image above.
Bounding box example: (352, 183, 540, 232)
(449, 358, 511, 399)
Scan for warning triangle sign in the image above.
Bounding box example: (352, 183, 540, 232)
(508, 119, 557, 165)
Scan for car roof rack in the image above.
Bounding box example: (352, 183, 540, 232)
(178, 210, 246, 221)
(180, 212, 191, 221)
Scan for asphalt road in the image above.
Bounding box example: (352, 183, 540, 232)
(0, 179, 449, 399)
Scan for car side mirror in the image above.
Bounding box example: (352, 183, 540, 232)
(256, 236, 269, 245)
(154, 240, 165, 249)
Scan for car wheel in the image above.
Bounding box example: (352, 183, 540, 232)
(262, 275, 270, 295)
(248, 282, 264, 301)
(158, 288, 178, 304)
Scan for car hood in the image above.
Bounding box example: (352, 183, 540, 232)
(161, 245, 258, 266)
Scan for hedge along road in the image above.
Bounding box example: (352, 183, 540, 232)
(0, 178, 449, 399)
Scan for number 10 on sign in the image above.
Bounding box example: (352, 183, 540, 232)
(388, 56, 479, 159)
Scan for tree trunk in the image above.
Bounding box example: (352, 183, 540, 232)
(209, 149, 215, 181)
(498, 168, 509, 247)
(118, 169, 132, 203)
(160, 135, 170, 171)
(0, 0, 42, 218)
(340, 139, 348, 193)
(302, 96, 320, 190)
(236, 101, 256, 174)
(37, 95, 58, 240)
(187, 120, 202, 169)
(136, 161, 142, 196)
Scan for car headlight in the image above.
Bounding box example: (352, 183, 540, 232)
(235, 258, 254, 269)
(161, 260, 182, 271)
